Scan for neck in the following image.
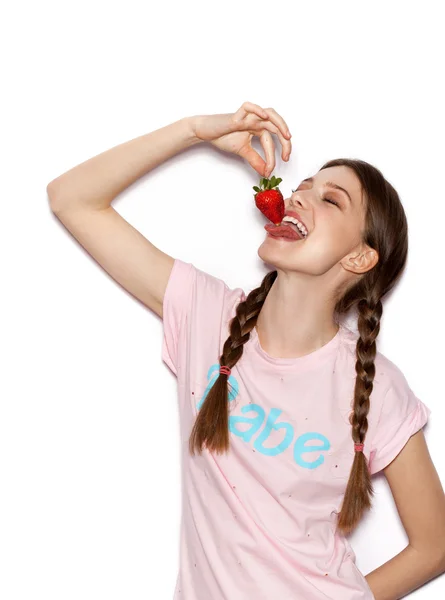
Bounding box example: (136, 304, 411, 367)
(255, 272, 340, 359)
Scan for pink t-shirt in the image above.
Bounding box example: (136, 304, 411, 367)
(162, 259, 431, 600)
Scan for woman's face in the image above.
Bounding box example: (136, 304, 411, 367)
(257, 165, 371, 277)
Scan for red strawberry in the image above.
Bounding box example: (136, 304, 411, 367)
(253, 176, 285, 226)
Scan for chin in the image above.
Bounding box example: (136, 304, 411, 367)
(257, 238, 288, 270)
(257, 234, 309, 271)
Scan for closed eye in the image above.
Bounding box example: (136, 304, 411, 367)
(291, 188, 340, 207)
(324, 197, 340, 207)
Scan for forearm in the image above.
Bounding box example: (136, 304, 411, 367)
(365, 543, 445, 600)
(47, 116, 201, 211)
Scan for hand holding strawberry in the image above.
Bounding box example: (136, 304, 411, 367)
(190, 101, 292, 178)
(253, 176, 285, 225)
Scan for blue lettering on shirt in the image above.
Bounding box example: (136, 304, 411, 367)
(229, 404, 266, 443)
(197, 363, 331, 469)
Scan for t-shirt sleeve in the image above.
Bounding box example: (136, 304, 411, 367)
(161, 259, 195, 376)
(369, 367, 432, 475)
(161, 258, 245, 377)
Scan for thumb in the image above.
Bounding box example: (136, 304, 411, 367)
(238, 144, 268, 177)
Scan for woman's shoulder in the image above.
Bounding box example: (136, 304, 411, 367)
(171, 258, 247, 320)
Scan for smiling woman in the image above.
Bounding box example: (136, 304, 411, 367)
(47, 101, 443, 600)
(257, 165, 368, 279)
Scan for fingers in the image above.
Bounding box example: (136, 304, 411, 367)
(261, 120, 292, 163)
(238, 143, 269, 178)
(234, 102, 293, 177)
(259, 129, 276, 177)
(234, 101, 268, 122)
(263, 107, 292, 139)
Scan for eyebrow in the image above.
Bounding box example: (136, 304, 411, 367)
(300, 177, 352, 204)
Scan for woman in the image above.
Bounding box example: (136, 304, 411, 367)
(47, 102, 445, 599)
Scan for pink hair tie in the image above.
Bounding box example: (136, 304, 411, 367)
(354, 443, 364, 452)
(219, 366, 231, 376)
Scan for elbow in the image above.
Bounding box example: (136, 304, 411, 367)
(438, 547, 445, 573)
(47, 179, 67, 213)
(411, 542, 445, 575)
(47, 179, 59, 205)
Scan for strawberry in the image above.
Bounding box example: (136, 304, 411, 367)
(253, 176, 285, 226)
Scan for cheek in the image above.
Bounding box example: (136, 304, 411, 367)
(301, 226, 345, 257)
(308, 220, 357, 256)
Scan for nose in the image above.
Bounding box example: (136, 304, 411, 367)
(289, 191, 307, 210)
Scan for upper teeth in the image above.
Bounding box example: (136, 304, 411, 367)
(282, 216, 308, 237)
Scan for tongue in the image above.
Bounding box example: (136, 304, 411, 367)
(265, 223, 302, 240)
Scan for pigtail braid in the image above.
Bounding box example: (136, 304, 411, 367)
(336, 295, 383, 534)
(188, 270, 278, 456)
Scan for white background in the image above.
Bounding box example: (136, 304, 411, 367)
(1, 1, 444, 598)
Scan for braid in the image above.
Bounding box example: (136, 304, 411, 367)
(188, 270, 277, 456)
(336, 295, 383, 535)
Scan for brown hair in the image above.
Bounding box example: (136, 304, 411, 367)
(188, 159, 409, 535)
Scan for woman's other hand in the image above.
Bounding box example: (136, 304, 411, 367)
(190, 101, 292, 178)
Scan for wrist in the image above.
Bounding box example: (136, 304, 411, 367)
(184, 115, 205, 146)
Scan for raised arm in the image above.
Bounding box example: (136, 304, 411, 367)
(46, 103, 292, 318)
(46, 117, 201, 318)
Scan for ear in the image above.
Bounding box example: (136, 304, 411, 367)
(341, 244, 379, 275)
